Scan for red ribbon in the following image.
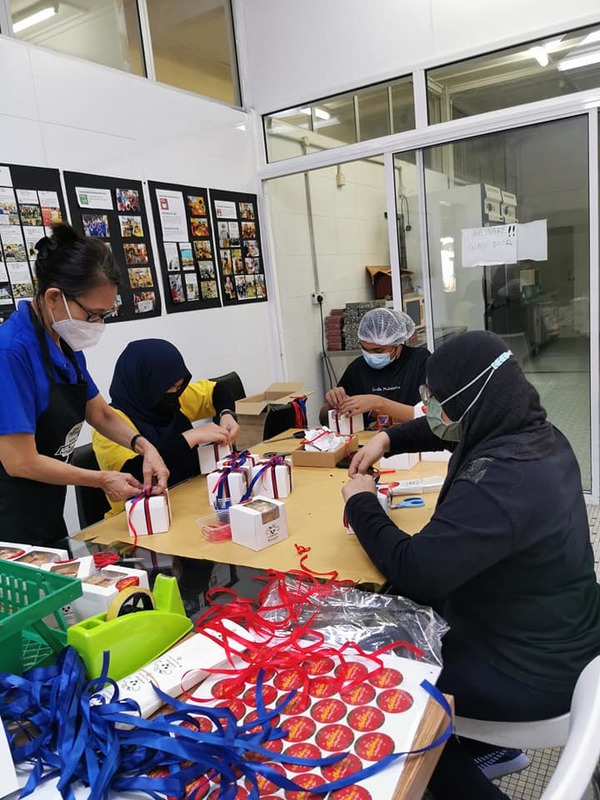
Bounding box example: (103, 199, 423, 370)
(127, 490, 153, 547)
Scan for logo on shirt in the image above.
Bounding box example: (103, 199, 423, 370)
(54, 422, 84, 461)
(372, 385, 402, 393)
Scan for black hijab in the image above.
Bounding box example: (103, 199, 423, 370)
(426, 330, 555, 502)
(110, 339, 193, 445)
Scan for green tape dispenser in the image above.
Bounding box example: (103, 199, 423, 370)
(67, 573, 192, 680)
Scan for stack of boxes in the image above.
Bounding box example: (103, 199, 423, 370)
(324, 308, 344, 350)
(342, 300, 386, 350)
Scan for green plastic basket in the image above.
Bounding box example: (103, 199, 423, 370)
(0, 560, 83, 675)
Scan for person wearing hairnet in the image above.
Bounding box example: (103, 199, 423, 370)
(342, 330, 600, 799)
(323, 307, 429, 427)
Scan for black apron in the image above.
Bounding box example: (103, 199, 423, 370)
(0, 306, 88, 546)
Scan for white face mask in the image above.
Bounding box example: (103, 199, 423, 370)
(50, 293, 105, 351)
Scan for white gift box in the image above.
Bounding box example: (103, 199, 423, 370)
(229, 496, 288, 551)
(125, 491, 171, 537)
(198, 443, 231, 474)
(0, 541, 31, 561)
(345, 489, 389, 535)
(250, 458, 292, 499)
(328, 409, 364, 435)
(13, 545, 69, 567)
(379, 452, 420, 471)
(207, 468, 249, 510)
(421, 450, 452, 463)
(74, 565, 150, 622)
(41, 555, 95, 579)
(217, 451, 260, 482)
(413, 401, 427, 419)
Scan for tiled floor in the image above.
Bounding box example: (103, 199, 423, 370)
(494, 503, 600, 799)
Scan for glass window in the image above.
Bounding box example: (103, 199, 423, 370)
(428, 24, 600, 123)
(146, 0, 240, 105)
(264, 77, 415, 163)
(420, 117, 591, 487)
(9, 0, 145, 76)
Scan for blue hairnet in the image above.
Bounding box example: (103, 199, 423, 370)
(357, 308, 415, 346)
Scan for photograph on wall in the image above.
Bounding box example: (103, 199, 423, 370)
(64, 171, 161, 321)
(209, 189, 268, 305)
(0, 163, 68, 321)
(149, 180, 221, 313)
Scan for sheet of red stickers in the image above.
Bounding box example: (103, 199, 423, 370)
(187, 650, 441, 799)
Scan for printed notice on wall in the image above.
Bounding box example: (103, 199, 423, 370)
(155, 188, 188, 242)
(462, 224, 518, 267)
(75, 186, 114, 210)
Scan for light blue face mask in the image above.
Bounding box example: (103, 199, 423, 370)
(362, 349, 393, 370)
(425, 350, 512, 442)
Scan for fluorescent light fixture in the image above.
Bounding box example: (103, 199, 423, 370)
(299, 106, 331, 120)
(236, 123, 246, 131)
(13, 6, 57, 33)
(543, 38, 563, 53)
(558, 49, 600, 71)
(440, 237, 454, 246)
(580, 31, 600, 47)
(529, 46, 549, 67)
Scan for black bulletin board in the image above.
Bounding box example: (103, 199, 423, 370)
(148, 180, 221, 313)
(209, 189, 268, 305)
(0, 162, 68, 322)
(63, 171, 162, 322)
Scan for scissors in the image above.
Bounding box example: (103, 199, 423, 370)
(387, 495, 425, 510)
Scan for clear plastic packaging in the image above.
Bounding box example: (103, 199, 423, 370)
(195, 509, 232, 543)
(260, 578, 448, 667)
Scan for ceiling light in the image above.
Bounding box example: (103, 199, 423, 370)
(13, 5, 58, 33)
(580, 30, 600, 47)
(299, 107, 331, 120)
(558, 49, 600, 71)
(543, 38, 563, 53)
(529, 46, 549, 67)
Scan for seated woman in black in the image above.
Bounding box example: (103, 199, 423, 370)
(93, 339, 239, 515)
(323, 307, 429, 428)
(343, 330, 600, 800)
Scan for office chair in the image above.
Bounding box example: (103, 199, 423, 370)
(71, 443, 110, 528)
(209, 371, 246, 403)
(455, 655, 600, 800)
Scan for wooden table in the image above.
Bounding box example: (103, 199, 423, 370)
(75, 431, 447, 585)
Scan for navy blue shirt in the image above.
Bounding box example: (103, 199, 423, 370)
(0, 301, 98, 435)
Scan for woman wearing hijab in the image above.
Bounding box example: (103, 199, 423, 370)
(343, 330, 600, 800)
(322, 308, 429, 428)
(92, 339, 240, 515)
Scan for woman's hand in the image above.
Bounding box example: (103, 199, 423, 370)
(348, 432, 390, 476)
(184, 423, 232, 449)
(338, 394, 379, 416)
(341, 474, 378, 502)
(219, 413, 240, 445)
(325, 386, 348, 408)
(100, 471, 143, 501)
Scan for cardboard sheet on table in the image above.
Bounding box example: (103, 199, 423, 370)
(75, 431, 446, 585)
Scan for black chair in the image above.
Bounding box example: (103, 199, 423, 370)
(262, 404, 299, 441)
(208, 371, 246, 403)
(71, 443, 110, 528)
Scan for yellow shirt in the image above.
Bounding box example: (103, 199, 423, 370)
(92, 380, 216, 516)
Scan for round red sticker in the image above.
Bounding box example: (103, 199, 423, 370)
(302, 655, 335, 675)
(274, 668, 305, 691)
(208, 786, 248, 800)
(215, 699, 246, 720)
(260, 737, 284, 755)
(284, 772, 326, 800)
(281, 715, 317, 742)
(282, 742, 321, 773)
(243, 709, 281, 735)
(280, 691, 311, 715)
(315, 723, 355, 752)
(368, 668, 403, 688)
(347, 705, 385, 732)
(354, 732, 395, 761)
(183, 775, 210, 800)
(334, 662, 369, 682)
(340, 684, 376, 706)
(321, 752, 362, 781)
(329, 787, 372, 800)
(182, 715, 212, 733)
(376, 688, 413, 713)
(243, 684, 278, 707)
(211, 677, 243, 699)
(244, 762, 286, 795)
(308, 676, 338, 698)
(310, 698, 347, 724)
(245, 667, 276, 684)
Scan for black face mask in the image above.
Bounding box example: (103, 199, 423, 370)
(154, 392, 182, 414)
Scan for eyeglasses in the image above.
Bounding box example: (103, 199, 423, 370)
(68, 296, 115, 323)
(419, 384, 432, 405)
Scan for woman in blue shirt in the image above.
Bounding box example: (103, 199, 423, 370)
(0, 223, 168, 547)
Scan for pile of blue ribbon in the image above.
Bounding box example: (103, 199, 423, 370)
(0, 647, 451, 800)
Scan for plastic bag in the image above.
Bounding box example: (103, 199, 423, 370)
(260, 577, 448, 667)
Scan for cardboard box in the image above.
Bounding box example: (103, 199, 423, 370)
(198, 443, 232, 475)
(229, 496, 288, 551)
(125, 492, 171, 537)
(379, 452, 419, 471)
(235, 382, 309, 449)
(328, 408, 364, 435)
(290, 435, 358, 468)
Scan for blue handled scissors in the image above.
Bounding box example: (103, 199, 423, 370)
(387, 495, 425, 510)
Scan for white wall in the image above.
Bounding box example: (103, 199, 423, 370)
(0, 35, 281, 533)
(234, 0, 600, 112)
